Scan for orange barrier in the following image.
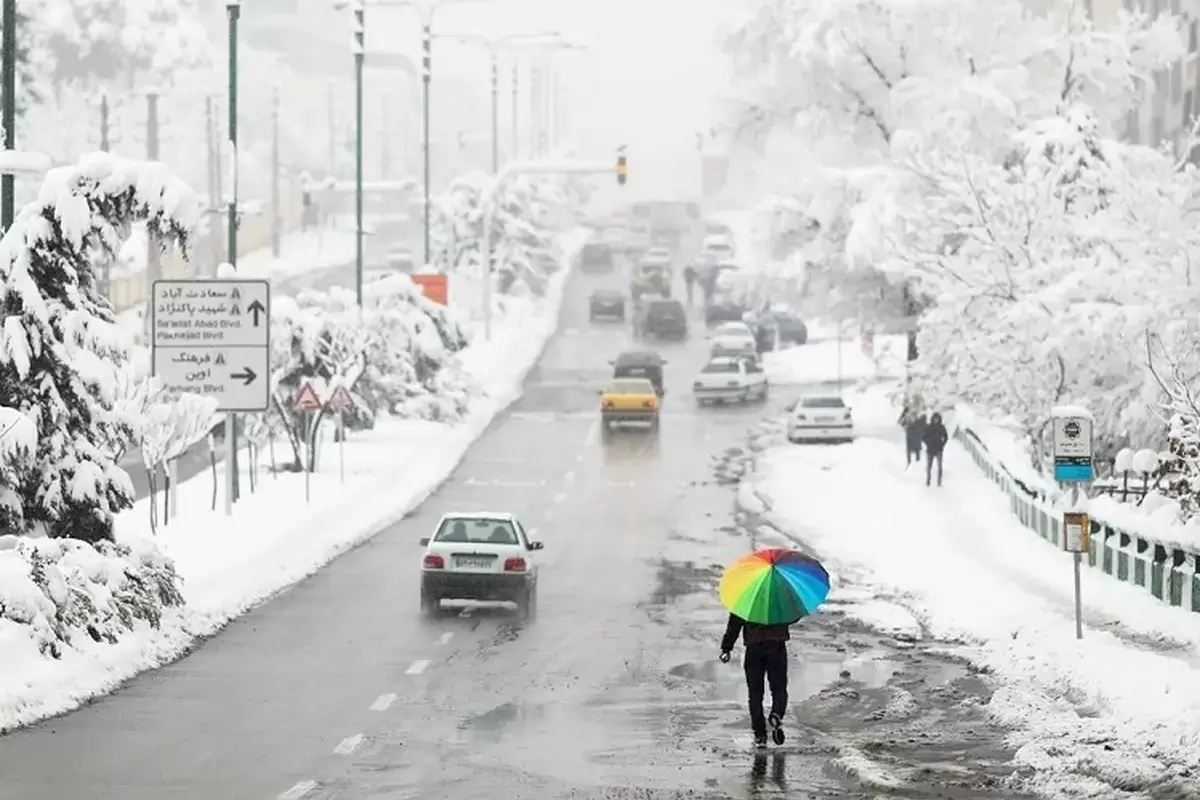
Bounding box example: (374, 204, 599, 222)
(411, 273, 448, 306)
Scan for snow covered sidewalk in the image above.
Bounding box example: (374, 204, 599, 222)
(0, 232, 584, 732)
(744, 387, 1200, 798)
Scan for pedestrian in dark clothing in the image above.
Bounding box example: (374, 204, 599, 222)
(923, 411, 949, 486)
(683, 265, 697, 305)
(754, 320, 776, 354)
(899, 407, 926, 467)
(720, 613, 789, 748)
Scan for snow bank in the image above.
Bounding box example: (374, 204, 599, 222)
(763, 332, 907, 386)
(749, 388, 1200, 797)
(0, 229, 587, 731)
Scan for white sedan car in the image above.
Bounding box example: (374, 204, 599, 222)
(788, 394, 855, 443)
(709, 321, 756, 357)
(693, 356, 768, 405)
(419, 512, 543, 619)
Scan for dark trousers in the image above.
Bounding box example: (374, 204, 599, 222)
(744, 642, 788, 736)
(906, 443, 921, 465)
(926, 450, 943, 485)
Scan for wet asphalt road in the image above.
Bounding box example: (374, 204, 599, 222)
(0, 244, 1033, 799)
(121, 226, 412, 502)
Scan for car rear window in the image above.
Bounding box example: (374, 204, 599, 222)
(649, 303, 683, 317)
(607, 378, 655, 394)
(702, 361, 739, 374)
(801, 397, 845, 409)
(715, 324, 749, 336)
(435, 517, 519, 545)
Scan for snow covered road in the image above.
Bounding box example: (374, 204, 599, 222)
(0, 270, 1033, 799)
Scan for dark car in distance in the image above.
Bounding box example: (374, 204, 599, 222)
(610, 350, 666, 395)
(589, 289, 626, 321)
(579, 242, 616, 273)
(642, 298, 688, 340)
(705, 295, 747, 326)
(759, 308, 808, 344)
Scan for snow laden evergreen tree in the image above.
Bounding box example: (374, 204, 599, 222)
(0, 153, 199, 542)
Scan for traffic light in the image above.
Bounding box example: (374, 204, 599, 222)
(616, 154, 627, 185)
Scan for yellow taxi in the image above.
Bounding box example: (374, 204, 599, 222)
(599, 377, 660, 432)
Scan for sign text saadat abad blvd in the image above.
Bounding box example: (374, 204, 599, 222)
(150, 279, 271, 412)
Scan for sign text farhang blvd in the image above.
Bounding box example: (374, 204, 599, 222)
(151, 279, 271, 412)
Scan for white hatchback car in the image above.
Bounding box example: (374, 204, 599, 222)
(709, 321, 756, 357)
(788, 394, 855, 443)
(419, 512, 543, 618)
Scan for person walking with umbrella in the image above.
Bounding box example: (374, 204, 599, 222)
(923, 411, 949, 486)
(899, 402, 926, 467)
(718, 548, 831, 749)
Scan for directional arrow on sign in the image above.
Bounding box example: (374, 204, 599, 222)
(247, 299, 266, 326)
(231, 367, 257, 385)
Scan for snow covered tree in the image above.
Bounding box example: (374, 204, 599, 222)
(139, 391, 218, 531)
(0, 153, 200, 542)
(29, 0, 214, 91)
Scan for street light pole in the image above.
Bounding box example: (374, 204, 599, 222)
(226, 0, 241, 509)
(353, 0, 365, 305)
(421, 19, 432, 267)
(490, 54, 499, 173)
(510, 61, 519, 161)
(1, 0, 17, 231)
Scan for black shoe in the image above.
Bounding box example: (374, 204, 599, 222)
(753, 734, 768, 748)
(768, 713, 785, 745)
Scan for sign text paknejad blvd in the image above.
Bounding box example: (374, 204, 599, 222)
(151, 279, 271, 412)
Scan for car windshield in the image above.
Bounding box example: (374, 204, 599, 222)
(434, 517, 519, 545)
(648, 303, 683, 317)
(702, 361, 739, 374)
(715, 324, 750, 337)
(801, 396, 846, 409)
(607, 378, 654, 394)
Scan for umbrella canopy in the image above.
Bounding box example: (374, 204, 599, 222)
(719, 547, 831, 626)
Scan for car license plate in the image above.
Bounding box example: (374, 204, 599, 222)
(455, 556, 493, 569)
(626, 368, 646, 376)
(816, 416, 834, 423)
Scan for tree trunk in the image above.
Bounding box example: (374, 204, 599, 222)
(210, 447, 218, 512)
(269, 430, 278, 477)
(147, 467, 158, 534)
(248, 443, 257, 493)
(273, 394, 305, 471)
(162, 462, 170, 525)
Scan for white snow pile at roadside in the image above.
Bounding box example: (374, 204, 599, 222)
(0, 228, 587, 732)
(745, 386, 1200, 798)
(763, 332, 907, 387)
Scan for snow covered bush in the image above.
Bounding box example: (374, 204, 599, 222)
(266, 278, 470, 471)
(0, 533, 182, 660)
(429, 170, 570, 299)
(0, 153, 200, 542)
(139, 391, 219, 532)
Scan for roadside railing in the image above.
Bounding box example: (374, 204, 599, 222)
(955, 425, 1200, 614)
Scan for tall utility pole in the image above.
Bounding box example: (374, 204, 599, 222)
(1, 0, 17, 231)
(490, 56, 499, 173)
(100, 95, 110, 151)
(381, 92, 391, 179)
(421, 19, 432, 267)
(353, 0, 365, 306)
(327, 80, 337, 177)
(528, 66, 540, 156)
(271, 88, 281, 257)
(226, 0, 242, 509)
(206, 96, 223, 274)
(145, 92, 161, 344)
(510, 61, 519, 161)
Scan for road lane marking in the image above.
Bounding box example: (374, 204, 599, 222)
(369, 693, 396, 711)
(406, 659, 431, 674)
(583, 419, 599, 446)
(552, 491, 567, 504)
(564, 470, 577, 487)
(334, 734, 364, 754)
(437, 631, 454, 645)
(278, 780, 317, 800)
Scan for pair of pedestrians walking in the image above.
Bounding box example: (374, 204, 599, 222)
(900, 405, 948, 486)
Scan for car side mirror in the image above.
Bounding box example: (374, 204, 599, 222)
(419, 537, 430, 546)
(529, 541, 544, 551)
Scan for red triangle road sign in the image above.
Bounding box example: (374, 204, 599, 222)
(292, 381, 323, 411)
(327, 385, 355, 412)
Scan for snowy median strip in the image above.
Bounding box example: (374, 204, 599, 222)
(0, 206, 586, 730)
(745, 385, 1200, 796)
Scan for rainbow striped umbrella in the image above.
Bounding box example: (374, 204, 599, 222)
(719, 547, 831, 626)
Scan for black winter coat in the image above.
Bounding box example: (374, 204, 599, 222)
(721, 613, 790, 651)
(923, 420, 949, 454)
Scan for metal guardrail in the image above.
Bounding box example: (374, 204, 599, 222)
(956, 426, 1200, 613)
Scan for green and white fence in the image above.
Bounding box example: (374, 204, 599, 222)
(955, 427, 1200, 613)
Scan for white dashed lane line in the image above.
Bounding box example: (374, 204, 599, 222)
(334, 734, 364, 755)
(277, 780, 317, 800)
(552, 491, 567, 504)
(437, 631, 454, 645)
(406, 659, 431, 675)
(369, 693, 396, 711)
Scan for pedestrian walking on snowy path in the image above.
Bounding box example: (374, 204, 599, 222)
(721, 614, 790, 749)
(923, 411, 949, 486)
(900, 405, 926, 467)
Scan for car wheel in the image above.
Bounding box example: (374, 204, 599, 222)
(649, 414, 660, 431)
(787, 435, 800, 444)
(739, 388, 751, 404)
(759, 383, 770, 401)
(420, 586, 440, 615)
(516, 586, 536, 621)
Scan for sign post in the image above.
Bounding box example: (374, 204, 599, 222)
(1051, 405, 1094, 640)
(151, 279, 271, 516)
(292, 381, 323, 502)
(326, 384, 356, 484)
